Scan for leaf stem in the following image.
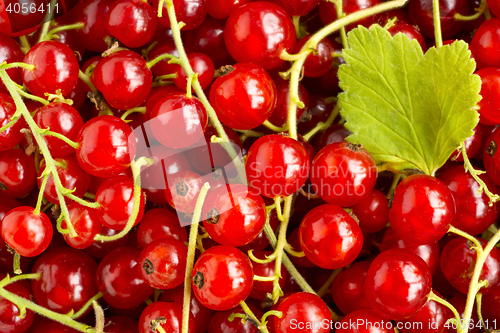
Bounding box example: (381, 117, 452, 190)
(433, 0, 443, 48)
(182, 182, 210, 333)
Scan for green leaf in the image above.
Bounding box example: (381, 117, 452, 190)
(338, 25, 481, 176)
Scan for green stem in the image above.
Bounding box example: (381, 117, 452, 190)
(462, 229, 500, 333)
(262, 120, 288, 133)
(41, 130, 80, 149)
(92, 301, 104, 333)
(78, 70, 97, 93)
(316, 269, 341, 297)
(427, 291, 462, 332)
(182, 182, 210, 333)
(37, 0, 58, 44)
(433, 0, 443, 48)
(13, 252, 21, 274)
(163, 0, 246, 182)
(185, 73, 196, 98)
(156, 73, 177, 80)
(386, 173, 402, 198)
(18, 36, 30, 53)
(271, 196, 292, 303)
(240, 301, 269, 333)
(147, 53, 180, 68)
(35, 174, 49, 213)
(17, 89, 50, 106)
(120, 107, 147, 121)
(333, 0, 349, 49)
(70, 292, 103, 319)
(302, 103, 340, 141)
(448, 226, 483, 251)
(0, 69, 78, 238)
(94, 158, 152, 242)
(454, 0, 486, 21)
(45, 22, 84, 40)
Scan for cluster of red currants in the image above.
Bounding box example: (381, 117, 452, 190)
(0, 0, 499, 332)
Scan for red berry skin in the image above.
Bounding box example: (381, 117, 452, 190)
(206, 0, 251, 19)
(160, 284, 213, 333)
(0, 149, 36, 198)
(336, 309, 395, 333)
(0, 280, 34, 333)
(294, 36, 335, 78)
(470, 18, 500, 69)
(267, 78, 309, 128)
(202, 184, 266, 247)
(438, 165, 499, 235)
(1, 206, 53, 257)
(489, 0, 500, 17)
(34, 102, 84, 157)
(149, 94, 208, 149)
(245, 135, 310, 198)
(93, 50, 153, 110)
(96, 247, 154, 309)
(139, 239, 187, 290)
(440, 237, 500, 294)
(319, 0, 381, 31)
(106, 0, 157, 48)
(96, 176, 145, 230)
(61, 203, 102, 249)
(164, 170, 204, 214)
(274, 292, 331, 333)
(268, 0, 321, 16)
(139, 301, 195, 333)
(84, 226, 129, 259)
(351, 189, 389, 233)
(208, 305, 260, 333)
(76, 115, 136, 178)
(481, 287, 500, 325)
(76, 0, 114, 52)
(0, 94, 26, 151)
(380, 227, 440, 275)
(137, 208, 187, 249)
(174, 53, 215, 91)
(331, 261, 371, 315)
(299, 204, 363, 269)
(249, 250, 287, 300)
(103, 316, 139, 333)
(388, 21, 427, 52)
(310, 142, 378, 207)
(224, 1, 296, 70)
(22, 41, 79, 98)
(0, 34, 24, 95)
(476, 68, 500, 125)
(147, 40, 180, 77)
(389, 175, 456, 245)
(398, 291, 453, 333)
(484, 129, 500, 186)
(210, 63, 277, 130)
(450, 124, 482, 161)
(192, 245, 253, 311)
(31, 248, 99, 316)
(364, 249, 432, 321)
(153, 0, 207, 31)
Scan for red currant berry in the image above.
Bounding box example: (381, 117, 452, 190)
(351, 189, 389, 233)
(106, 0, 157, 48)
(0, 34, 24, 95)
(0, 149, 36, 198)
(93, 50, 153, 110)
(208, 305, 261, 333)
(299, 204, 363, 269)
(336, 309, 395, 333)
(137, 208, 187, 249)
(96, 247, 154, 309)
(476, 68, 500, 125)
(76, 115, 136, 178)
(470, 18, 500, 69)
(249, 250, 287, 300)
(61, 202, 102, 249)
(295, 36, 335, 78)
(210, 63, 277, 130)
(206, 0, 250, 19)
(153, 0, 207, 31)
(331, 261, 371, 315)
(192, 245, 253, 311)
(0, 278, 34, 333)
(139, 301, 195, 333)
(319, 0, 381, 31)
(388, 21, 427, 51)
(389, 175, 455, 245)
(174, 53, 215, 91)
(31, 248, 99, 315)
(267, 78, 309, 128)
(1, 206, 53, 257)
(440, 237, 500, 294)
(139, 239, 187, 289)
(310, 142, 377, 207)
(312, 124, 351, 152)
(84, 226, 129, 259)
(0, 94, 26, 151)
(22, 41, 79, 98)
(76, 0, 114, 52)
(484, 128, 500, 185)
(246, 134, 310, 198)
(449, 124, 482, 161)
(202, 184, 266, 247)
(164, 170, 204, 214)
(224, 1, 296, 69)
(268, 0, 320, 16)
(364, 249, 432, 320)
(274, 292, 331, 333)
(96, 175, 145, 230)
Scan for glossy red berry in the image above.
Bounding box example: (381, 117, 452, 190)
(268, 0, 320, 16)
(210, 63, 277, 130)
(388, 21, 427, 51)
(249, 250, 287, 300)
(84, 226, 130, 259)
(96, 247, 154, 309)
(139, 239, 187, 290)
(267, 78, 309, 128)
(153, 0, 207, 31)
(0, 34, 24, 95)
(364, 249, 432, 320)
(106, 0, 157, 48)
(484, 128, 500, 186)
(449, 124, 482, 161)
(192, 245, 253, 311)
(0, 149, 36, 198)
(389, 175, 455, 245)
(1, 206, 53, 257)
(93, 50, 153, 110)
(351, 189, 389, 233)
(164, 170, 204, 214)
(470, 18, 500, 69)
(274, 292, 331, 333)
(76, 0, 114, 52)
(208, 305, 260, 333)
(139, 301, 195, 333)
(149, 94, 208, 149)
(147, 39, 180, 77)
(438, 165, 499, 235)
(0, 279, 34, 333)
(319, 0, 381, 31)
(295, 36, 335, 77)
(440, 237, 500, 294)
(96, 175, 145, 230)
(202, 184, 266, 247)
(331, 261, 371, 315)
(476, 68, 500, 125)
(336, 309, 395, 333)
(76, 115, 136, 178)
(246, 134, 310, 198)
(0, 94, 26, 151)
(31, 248, 99, 315)
(34, 102, 84, 157)
(22, 41, 79, 98)
(61, 202, 102, 249)
(224, 1, 296, 69)
(174, 53, 215, 91)
(310, 142, 377, 207)
(137, 208, 187, 249)
(299, 204, 363, 269)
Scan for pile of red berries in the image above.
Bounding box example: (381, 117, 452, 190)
(0, 0, 499, 332)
